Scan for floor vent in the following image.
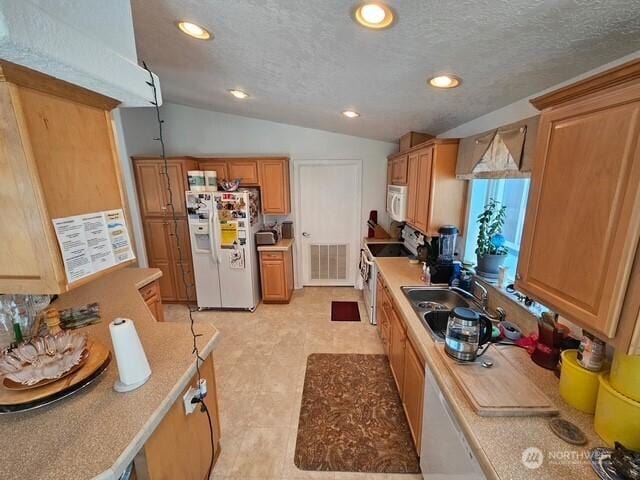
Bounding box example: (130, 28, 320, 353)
(310, 244, 348, 280)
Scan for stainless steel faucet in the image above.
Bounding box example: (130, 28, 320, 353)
(473, 281, 488, 308)
(473, 281, 506, 323)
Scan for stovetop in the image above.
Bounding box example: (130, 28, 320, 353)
(366, 243, 413, 258)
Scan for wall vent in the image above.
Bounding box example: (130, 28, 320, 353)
(310, 244, 348, 281)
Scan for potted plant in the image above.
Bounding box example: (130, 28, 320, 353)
(475, 198, 508, 276)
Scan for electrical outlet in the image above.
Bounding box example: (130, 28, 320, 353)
(182, 379, 208, 415)
(183, 387, 199, 415)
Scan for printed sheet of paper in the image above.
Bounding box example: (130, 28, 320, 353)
(53, 209, 136, 283)
(104, 209, 135, 263)
(52, 217, 94, 282)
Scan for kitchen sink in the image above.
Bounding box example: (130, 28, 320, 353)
(401, 286, 483, 341)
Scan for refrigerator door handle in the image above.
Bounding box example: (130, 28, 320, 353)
(211, 206, 223, 264)
(208, 207, 219, 264)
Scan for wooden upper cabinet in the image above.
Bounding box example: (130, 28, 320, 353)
(197, 159, 228, 182)
(398, 140, 465, 237)
(135, 163, 166, 216)
(517, 79, 640, 339)
(390, 155, 408, 185)
(0, 61, 133, 294)
(133, 157, 195, 217)
(228, 159, 260, 185)
(260, 158, 291, 214)
(195, 157, 291, 215)
(412, 147, 433, 233)
(406, 152, 420, 225)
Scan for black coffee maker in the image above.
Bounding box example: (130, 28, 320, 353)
(430, 225, 459, 284)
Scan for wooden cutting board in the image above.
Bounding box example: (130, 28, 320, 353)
(0, 339, 111, 407)
(435, 343, 558, 417)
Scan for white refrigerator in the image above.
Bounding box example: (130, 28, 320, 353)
(186, 189, 262, 310)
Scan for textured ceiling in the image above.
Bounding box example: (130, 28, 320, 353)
(131, 0, 640, 141)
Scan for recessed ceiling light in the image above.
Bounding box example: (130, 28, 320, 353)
(428, 74, 462, 89)
(342, 110, 360, 118)
(353, 2, 395, 29)
(228, 89, 249, 99)
(177, 21, 212, 40)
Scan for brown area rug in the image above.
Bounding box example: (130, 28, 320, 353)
(331, 301, 361, 322)
(294, 354, 420, 473)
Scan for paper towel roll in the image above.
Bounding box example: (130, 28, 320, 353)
(109, 318, 151, 392)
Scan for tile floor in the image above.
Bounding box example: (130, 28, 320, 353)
(165, 287, 422, 480)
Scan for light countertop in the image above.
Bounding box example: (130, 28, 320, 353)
(375, 257, 601, 480)
(0, 267, 221, 480)
(257, 238, 294, 252)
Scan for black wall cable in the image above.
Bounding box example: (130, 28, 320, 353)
(143, 62, 215, 479)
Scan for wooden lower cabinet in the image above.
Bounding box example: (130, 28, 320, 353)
(402, 338, 425, 452)
(379, 274, 425, 455)
(134, 354, 221, 480)
(143, 218, 195, 303)
(388, 304, 406, 397)
(139, 279, 164, 322)
(259, 246, 294, 303)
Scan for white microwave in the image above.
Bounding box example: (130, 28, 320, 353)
(386, 185, 408, 222)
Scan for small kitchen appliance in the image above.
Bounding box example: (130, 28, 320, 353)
(386, 185, 408, 222)
(430, 225, 459, 284)
(255, 229, 279, 245)
(444, 307, 493, 362)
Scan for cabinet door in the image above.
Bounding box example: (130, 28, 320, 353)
(163, 163, 187, 216)
(261, 258, 287, 300)
(406, 152, 420, 226)
(391, 155, 408, 184)
(517, 86, 640, 338)
(228, 160, 260, 185)
(198, 160, 228, 181)
(403, 338, 424, 453)
(413, 148, 433, 233)
(167, 219, 192, 262)
(174, 261, 196, 302)
(143, 219, 177, 301)
(260, 159, 291, 214)
(388, 305, 406, 396)
(387, 160, 393, 186)
(135, 163, 167, 217)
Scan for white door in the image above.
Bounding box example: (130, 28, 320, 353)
(295, 160, 361, 286)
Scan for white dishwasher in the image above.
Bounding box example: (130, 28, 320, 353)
(420, 368, 486, 479)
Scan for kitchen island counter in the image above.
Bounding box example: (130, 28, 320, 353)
(0, 267, 221, 480)
(375, 257, 601, 480)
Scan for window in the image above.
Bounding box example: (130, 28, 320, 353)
(463, 178, 531, 281)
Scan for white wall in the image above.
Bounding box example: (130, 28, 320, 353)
(118, 102, 397, 270)
(439, 50, 640, 138)
(0, 0, 157, 106)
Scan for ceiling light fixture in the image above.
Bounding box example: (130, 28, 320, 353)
(353, 2, 395, 29)
(177, 21, 212, 40)
(342, 110, 360, 118)
(228, 89, 249, 99)
(428, 74, 462, 89)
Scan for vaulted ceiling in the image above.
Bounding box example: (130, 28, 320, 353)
(131, 0, 640, 141)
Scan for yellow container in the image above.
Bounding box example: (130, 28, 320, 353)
(610, 350, 640, 402)
(594, 373, 640, 450)
(559, 349, 601, 414)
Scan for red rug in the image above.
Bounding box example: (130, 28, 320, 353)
(331, 301, 361, 322)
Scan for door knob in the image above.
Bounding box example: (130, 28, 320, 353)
(302, 232, 311, 237)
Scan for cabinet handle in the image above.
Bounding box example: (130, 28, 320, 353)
(516, 273, 521, 280)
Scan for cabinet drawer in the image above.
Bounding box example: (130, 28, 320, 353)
(139, 280, 160, 301)
(260, 251, 284, 261)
